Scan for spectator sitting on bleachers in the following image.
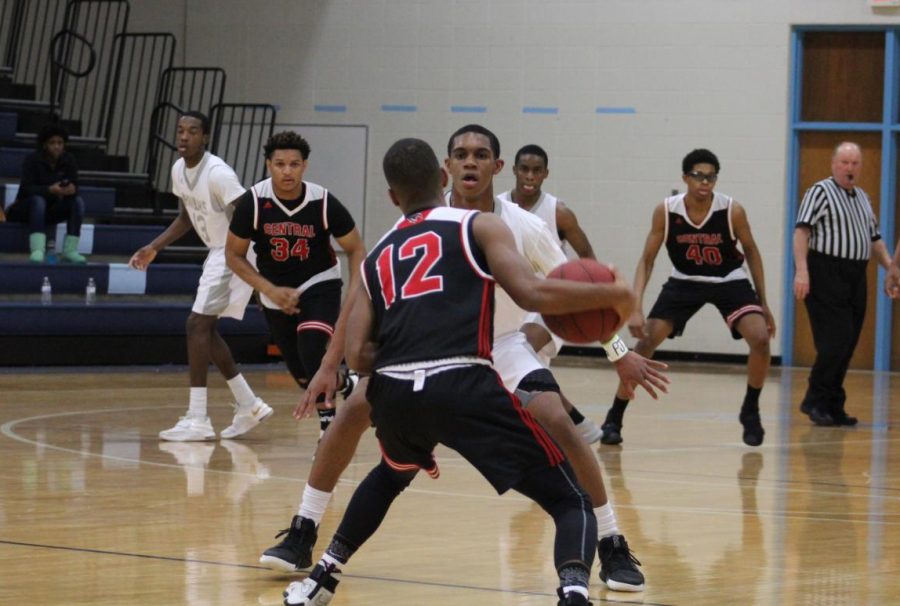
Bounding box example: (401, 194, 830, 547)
(5, 123, 86, 263)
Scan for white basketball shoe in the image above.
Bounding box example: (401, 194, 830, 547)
(575, 417, 604, 444)
(220, 398, 274, 439)
(159, 415, 216, 442)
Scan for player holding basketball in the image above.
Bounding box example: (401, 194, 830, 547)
(129, 111, 271, 442)
(600, 148, 774, 447)
(261, 126, 659, 593)
(499, 143, 636, 444)
(225, 131, 365, 437)
(284, 137, 638, 606)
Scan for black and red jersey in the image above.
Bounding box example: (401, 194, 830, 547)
(230, 179, 356, 288)
(363, 206, 494, 369)
(663, 192, 747, 283)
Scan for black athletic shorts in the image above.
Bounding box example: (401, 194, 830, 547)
(263, 279, 342, 380)
(648, 277, 763, 340)
(366, 364, 565, 494)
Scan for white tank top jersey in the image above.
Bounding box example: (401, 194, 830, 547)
(498, 190, 569, 255)
(171, 152, 246, 248)
(441, 191, 567, 339)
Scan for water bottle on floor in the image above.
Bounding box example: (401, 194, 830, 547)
(41, 276, 52, 305)
(85, 277, 96, 305)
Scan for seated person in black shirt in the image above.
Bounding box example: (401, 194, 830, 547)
(6, 123, 86, 263)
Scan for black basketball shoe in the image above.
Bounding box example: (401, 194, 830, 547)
(600, 422, 623, 445)
(259, 515, 318, 572)
(598, 534, 644, 592)
(556, 587, 591, 605)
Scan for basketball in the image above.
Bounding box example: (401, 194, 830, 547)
(541, 259, 620, 344)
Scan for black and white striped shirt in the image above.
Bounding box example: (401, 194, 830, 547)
(796, 177, 881, 260)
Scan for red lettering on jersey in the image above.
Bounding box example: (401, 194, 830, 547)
(399, 232, 443, 299)
(685, 244, 723, 266)
(376, 245, 396, 308)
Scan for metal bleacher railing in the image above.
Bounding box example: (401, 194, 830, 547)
(49, 0, 129, 138)
(101, 32, 175, 173)
(209, 103, 277, 187)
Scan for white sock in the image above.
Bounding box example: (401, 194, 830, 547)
(226, 374, 257, 409)
(298, 484, 332, 526)
(189, 387, 207, 417)
(595, 502, 620, 539)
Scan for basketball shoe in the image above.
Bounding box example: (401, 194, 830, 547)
(600, 422, 623, 445)
(556, 588, 591, 605)
(220, 398, 274, 439)
(283, 562, 340, 605)
(598, 534, 644, 591)
(260, 515, 318, 572)
(159, 414, 216, 441)
(575, 417, 603, 444)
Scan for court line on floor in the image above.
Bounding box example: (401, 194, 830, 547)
(4, 406, 896, 522)
(0, 539, 666, 606)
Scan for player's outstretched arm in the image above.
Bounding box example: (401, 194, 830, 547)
(732, 202, 775, 337)
(474, 212, 635, 324)
(628, 202, 666, 338)
(556, 202, 595, 259)
(128, 203, 193, 270)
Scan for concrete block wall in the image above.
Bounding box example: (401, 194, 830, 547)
(129, 0, 900, 356)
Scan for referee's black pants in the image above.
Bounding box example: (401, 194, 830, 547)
(801, 251, 868, 416)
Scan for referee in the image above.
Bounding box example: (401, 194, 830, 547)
(792, 142, 892, 426)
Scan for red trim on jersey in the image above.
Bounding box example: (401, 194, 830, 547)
(495, 372, 564, 466)
(397, 207, 436, 230)
(478, 281, 493, 360)
(379, 441, 440, 479)
(296, 321, 335, 336)
(726, 304, 764, 327)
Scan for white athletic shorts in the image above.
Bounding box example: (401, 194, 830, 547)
(192, 247, 255, 320)
(492, 331, 548, 391)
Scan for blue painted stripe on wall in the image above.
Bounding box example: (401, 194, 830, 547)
(450, 105, 487, 113)
(381, 104, 417, 112)
(522, 106, 558, 115)
(314, 104, 347, 113)
(107, 263, 147, 294)
(595, 106, 636, 114)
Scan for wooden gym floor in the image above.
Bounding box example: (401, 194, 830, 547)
(0, 360, 898, 605)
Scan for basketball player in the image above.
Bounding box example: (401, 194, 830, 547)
(499, 143, 657, 444)
(262, 125, 655, 594)
(600, 148, 774, 447)
(225, 131, 365, 436)
(284, 137, 638, 606)
(129, 111, 271, 442)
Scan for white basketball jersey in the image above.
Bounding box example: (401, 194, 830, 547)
(171, 152, 246, 248)
(498, 190, 568, 254)
(492, 198, 567, 338)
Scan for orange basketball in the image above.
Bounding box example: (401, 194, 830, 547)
(541, 259, 619, 344)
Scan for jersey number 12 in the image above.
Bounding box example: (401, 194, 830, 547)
(375, 232, 444, 308)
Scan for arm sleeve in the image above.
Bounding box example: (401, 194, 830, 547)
(228, 191, 256, 239)
(795, 184, 822, 228)
(326, 192, 357, 238)
(208, 165, 246, 210)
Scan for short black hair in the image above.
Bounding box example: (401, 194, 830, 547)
(180, 111, 210, 134)
(682, 148, 720, 175)
(383, 138, 442, 204)
(447, 124, 500, 159)
(264, 131, 311, 160)
(37, 123, 69, 148)
(514, 144, 548, 168)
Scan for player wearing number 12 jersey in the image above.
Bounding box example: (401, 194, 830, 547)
(600, 148, 775, 448)
(227, 131, 366, 436)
